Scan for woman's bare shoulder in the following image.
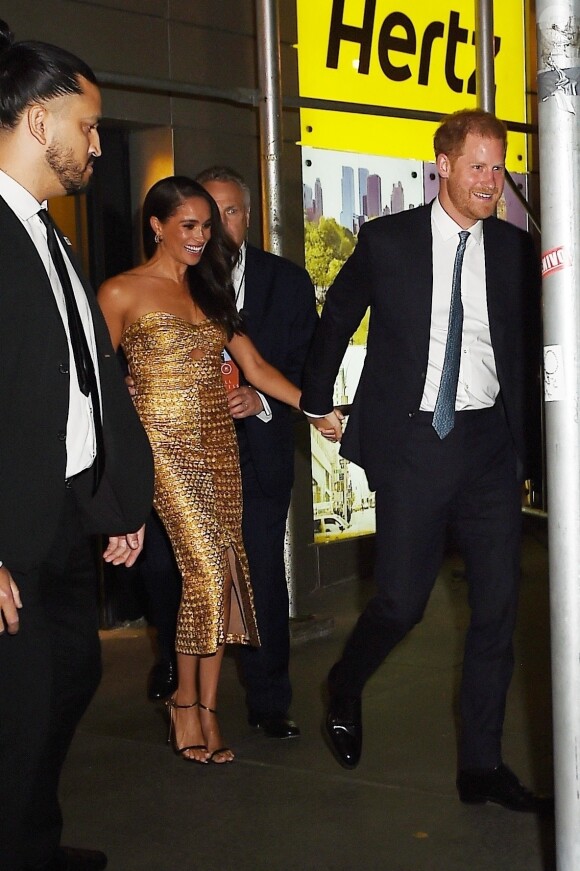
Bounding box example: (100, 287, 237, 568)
(98, 268, 147, 303)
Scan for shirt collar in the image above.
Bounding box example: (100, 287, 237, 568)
(432, 195, 483, 245)
(0, 169, 46, 223)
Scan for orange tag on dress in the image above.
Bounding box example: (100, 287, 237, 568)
(221, 351, 240, 391)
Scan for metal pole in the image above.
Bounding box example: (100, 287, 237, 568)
(536, 4, 580, 869)
(255, 0, 284, 256)
(475, 0, 496, 113)
(95, 70, 258, 107)
(255, 0, 305, 618)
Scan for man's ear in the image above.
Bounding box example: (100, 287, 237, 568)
(27, 104, 49, 146)
(436, 153, 450, 179)
(245, 207, 251, 231)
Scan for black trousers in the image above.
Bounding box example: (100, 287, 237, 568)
(0, 489, 102, 871)
(139, 510, 181, 661)
(330, 404, 522, 770)
(236, 435, 292, 718)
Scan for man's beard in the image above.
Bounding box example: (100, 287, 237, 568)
(46, 142, 92, 194)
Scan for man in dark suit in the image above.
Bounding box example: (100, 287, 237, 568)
(141, 166, 318, 739)
(302, 110, 547, 812)
(0, 26, 153, 871)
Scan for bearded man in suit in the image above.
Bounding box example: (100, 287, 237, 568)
(302, 109, 549, 813)
(0, 24, 153, 871)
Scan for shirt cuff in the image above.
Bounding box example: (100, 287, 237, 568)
(255, 391, 273, 423)
(303, 409, 333, 418)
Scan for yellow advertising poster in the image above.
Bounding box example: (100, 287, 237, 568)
(296, 0, 528, 170)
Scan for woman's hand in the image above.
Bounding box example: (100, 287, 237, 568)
(310, 409, 344, 442)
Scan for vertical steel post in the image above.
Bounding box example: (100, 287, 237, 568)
(475, 0, 496, 113)
(536, 3, 580, 868)
(255, 0, 284, 256)
(255, 0, 303, 617)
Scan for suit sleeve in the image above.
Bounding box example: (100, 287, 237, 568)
(282, 268, 318, 387)
(301, 225, 373, 415)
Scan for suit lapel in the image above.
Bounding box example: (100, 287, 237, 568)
(0, 195, 66, 334)
(52, 222, 115, 355)
(409, 204, 435, 365)
(52, 224, 92, 298)
(482, 217, 509, 356)
(242, 245, 272, 339)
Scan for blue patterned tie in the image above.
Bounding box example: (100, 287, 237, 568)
(432, 230, 470, 439)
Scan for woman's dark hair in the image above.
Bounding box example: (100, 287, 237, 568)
(0, 20, 97, 130)
(142, 176, 243, 340)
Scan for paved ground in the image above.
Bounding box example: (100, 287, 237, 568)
(60, 524, 555, 870)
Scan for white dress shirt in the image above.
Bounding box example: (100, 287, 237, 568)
(420, 197, 499, 412)
(0, 170, 100, 477)
(226, 242, 272, 423)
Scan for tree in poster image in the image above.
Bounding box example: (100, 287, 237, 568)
(305, 217, 355, 306)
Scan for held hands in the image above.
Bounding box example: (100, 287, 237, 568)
(310, 409, 344, 442)
(103, 524, 146, 568)
(228, 386, 264, 419)
(0, 565, 22, 635)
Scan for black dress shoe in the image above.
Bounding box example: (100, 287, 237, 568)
(249, 713, 301, 738)
(147, 658, 177, 701)
(457, 763, 554, 814)
(324, 694, 362, 769)
(48, 846, 108, 870)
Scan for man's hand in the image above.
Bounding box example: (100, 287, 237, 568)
(0, 565, 22, 635)
(125, 373, 136, 398)
(310, 409, 344, 442)
(227, 386, 264, 419)
(103, 525, 146, 568)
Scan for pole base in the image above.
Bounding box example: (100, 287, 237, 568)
(290, 614, 335, 646)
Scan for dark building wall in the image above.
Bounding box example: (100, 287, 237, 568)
(1, 0, 305, 261)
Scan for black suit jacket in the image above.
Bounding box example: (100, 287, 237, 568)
(0, 195, 154, 573)
(236, 244, 318, 496)
(301, 203, 541, 492)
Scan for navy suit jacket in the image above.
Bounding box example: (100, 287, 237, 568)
(0, 195, 154, 573)
(236, 244, 318, 496)
(301, 203, 541, 492)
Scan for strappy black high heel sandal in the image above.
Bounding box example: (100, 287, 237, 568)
(166, 697, 209, 764)
(198, 702, 234, 763)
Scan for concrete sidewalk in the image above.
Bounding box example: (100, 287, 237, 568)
(60, 525, 554, 870)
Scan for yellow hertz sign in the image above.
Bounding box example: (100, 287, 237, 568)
(297, 0, 528, 171)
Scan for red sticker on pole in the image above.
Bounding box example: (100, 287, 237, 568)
(541, 245, 572, 278)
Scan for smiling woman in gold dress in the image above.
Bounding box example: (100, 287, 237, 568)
(98, 176, 303, 764)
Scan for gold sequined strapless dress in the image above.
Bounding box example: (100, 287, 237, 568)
(122, 312, 259, 655)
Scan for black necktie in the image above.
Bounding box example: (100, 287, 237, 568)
(432, 230, 470, 439)
(37, 207, 104, 489)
